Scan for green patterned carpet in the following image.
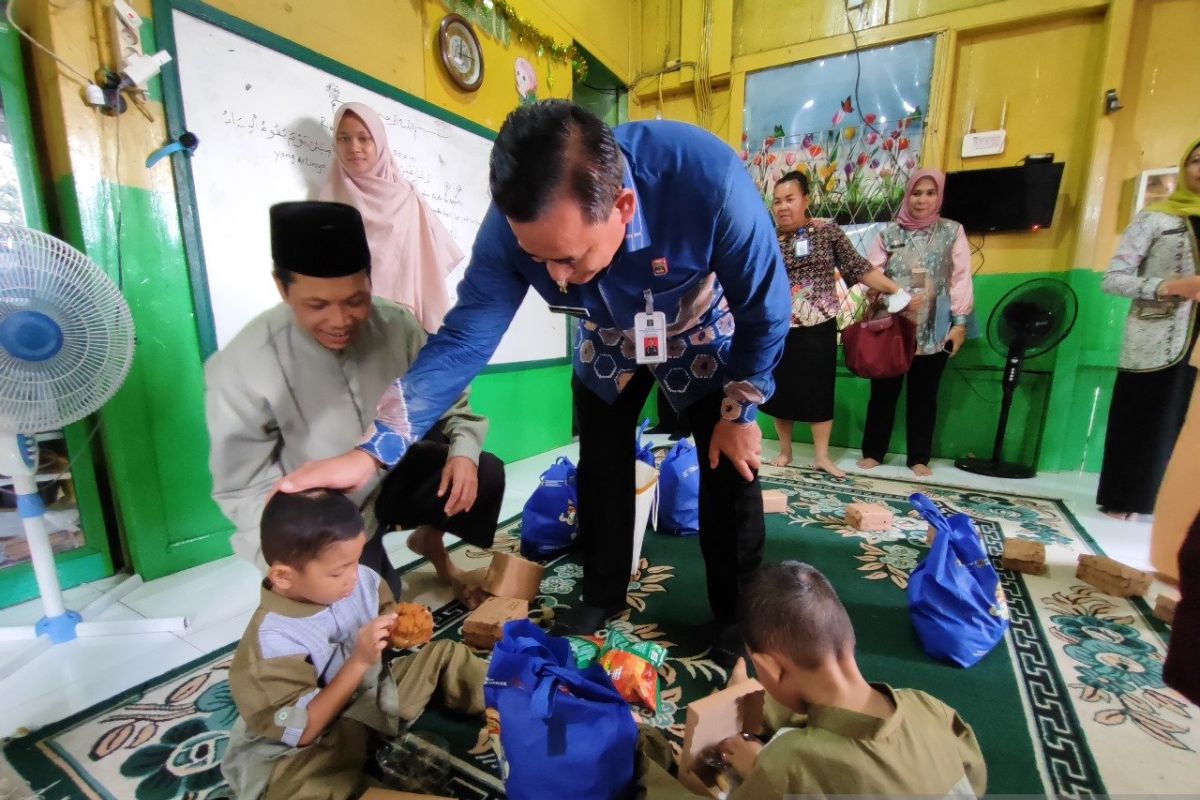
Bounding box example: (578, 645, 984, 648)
(4, 464, 1196, 799)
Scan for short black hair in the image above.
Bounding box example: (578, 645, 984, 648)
(260, 489, 365, 568)
(489, 99, 625, 224)
(775, 170, 810, 196)
(740, 561, 856, 668)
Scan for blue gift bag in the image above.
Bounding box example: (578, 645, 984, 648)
(656, 439, 700, 536)
(636, 418, 656, 468)
(907, 493, 1009, 668)
(520, 457, 578, 559)
(484, 621, 639, 800)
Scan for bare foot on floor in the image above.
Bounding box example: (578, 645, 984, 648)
(910, 464, 933, 477)
(769, 452, 793, 467)
(813, 456, 846, 478)
(856, 457, 881, 470)
(407, 527, 472, 603)
(1102, 510, 1136, 522)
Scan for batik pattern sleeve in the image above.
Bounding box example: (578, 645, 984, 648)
(359, 206, 530, 467)
(1103, 210, 1164, 300)
(709, 161, 792, 423)
(832, 225, 876, 287)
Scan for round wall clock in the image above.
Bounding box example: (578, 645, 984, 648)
(438, 14, 484, 92)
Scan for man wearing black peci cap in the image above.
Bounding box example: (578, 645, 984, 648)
(205, 201, 503, 602)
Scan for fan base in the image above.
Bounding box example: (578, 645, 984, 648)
(955, 457, 1036, 479)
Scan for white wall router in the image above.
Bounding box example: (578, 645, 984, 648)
(961, 100, 1007, 158)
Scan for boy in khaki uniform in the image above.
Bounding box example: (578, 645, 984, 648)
(221, 489, 487, 800)
(639, 561, 986, 798)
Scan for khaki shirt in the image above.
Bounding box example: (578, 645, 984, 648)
(205, 299, 488, 567)
(730, 685, 987, 799)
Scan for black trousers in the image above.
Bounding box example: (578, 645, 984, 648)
(861, 352, 949, 467)
(1097, 358, 1196, 514)
(362, 440, 506, 597)
(573, 369, 765, 624)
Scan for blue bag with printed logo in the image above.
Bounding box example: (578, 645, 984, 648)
(656, 439, 700, 536)
(520, 457, 578, 559)
(907, 493, 1009, 668)
(484, 620, 638, 800)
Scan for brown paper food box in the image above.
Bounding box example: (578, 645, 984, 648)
(1154, 594, 1177, 625)
(844, 502, 894, 532)
(360, 790, 453, 800)
(1075, 554, 1152, 598)
(463, 597, 529, 650)
(482, 552, 544, 602)
(762, 490, 788, 514)
(1001, 539, 1047, 575)
(678, 680, 766, 797)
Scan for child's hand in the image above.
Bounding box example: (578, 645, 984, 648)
(352, 613, 397, 666)
(726, 657, 751, 688)
(718, 733, 763, 779)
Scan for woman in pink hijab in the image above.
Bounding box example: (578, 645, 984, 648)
(856, 168, 974, 476)
(320, 102, 464, 333)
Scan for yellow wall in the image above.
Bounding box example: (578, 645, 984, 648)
(1095, 0, 1200, 261)
(944, 12, 1105, 273)
(632, 0, 1198, 275)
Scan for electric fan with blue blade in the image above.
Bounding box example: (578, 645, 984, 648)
(0, 225, 188, 680)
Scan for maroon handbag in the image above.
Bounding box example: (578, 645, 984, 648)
(841, 312, 917, 379)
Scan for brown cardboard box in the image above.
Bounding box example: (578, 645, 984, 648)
(459, 566, 490, 609)
(762, 490, 788, 514)
(1002, 539, 1047, 576)
(844, 502, 894, 532)
(1075, 554, 1152, 598)
(1154, 594, 1177, 625)
(360, 790, 453, 799)
(483, 552, 544, 602)
(462, 596, 528, 650)
(679, 680, 766, 797)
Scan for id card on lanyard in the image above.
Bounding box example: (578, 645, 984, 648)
(793, 234, 810, 258)
(634, 289, 667, 365)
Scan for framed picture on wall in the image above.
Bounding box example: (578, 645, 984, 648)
(1133, 167, 1177, 214)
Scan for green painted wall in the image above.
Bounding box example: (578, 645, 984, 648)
(762, 269, 1127, 473)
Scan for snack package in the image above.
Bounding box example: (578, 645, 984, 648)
(597, 629, 667, 712)
(567, 634, 605, 669)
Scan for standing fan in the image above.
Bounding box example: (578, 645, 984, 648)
(0, 225, 188, 681)
(955, 278, 1078, 479)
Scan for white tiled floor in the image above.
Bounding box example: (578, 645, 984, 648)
(0, 436, 1153, 738)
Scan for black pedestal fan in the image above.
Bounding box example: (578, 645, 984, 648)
(955, 278, 1078, 479)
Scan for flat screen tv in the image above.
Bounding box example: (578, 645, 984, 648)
(941, 162, 1065, 232)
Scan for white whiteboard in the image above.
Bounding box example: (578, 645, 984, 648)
(168, 9, 565, 364)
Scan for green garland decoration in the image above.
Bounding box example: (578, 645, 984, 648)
(441, 0, 589, 85)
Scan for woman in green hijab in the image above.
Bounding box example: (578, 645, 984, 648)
(1097, 137, 1200, 520)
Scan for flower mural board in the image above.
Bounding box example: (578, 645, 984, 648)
(4, 464, 1196, 798)
(742, 37, 935, 228)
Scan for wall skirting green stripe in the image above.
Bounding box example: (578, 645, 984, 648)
(761, 269, 1127, 474)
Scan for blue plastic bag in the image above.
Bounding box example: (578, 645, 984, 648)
(635, 418, 656, 468)
(484, 620, 639, 800)
(656, 439, 700, 536)
(907, 493, 1009, 668)
(520, 457, 578, 559)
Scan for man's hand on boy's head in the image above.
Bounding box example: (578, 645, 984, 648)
(352, 613, 398, 667)
(718, 733, 763, 780)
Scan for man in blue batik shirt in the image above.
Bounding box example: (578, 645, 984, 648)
(282, 101, 790, 663)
